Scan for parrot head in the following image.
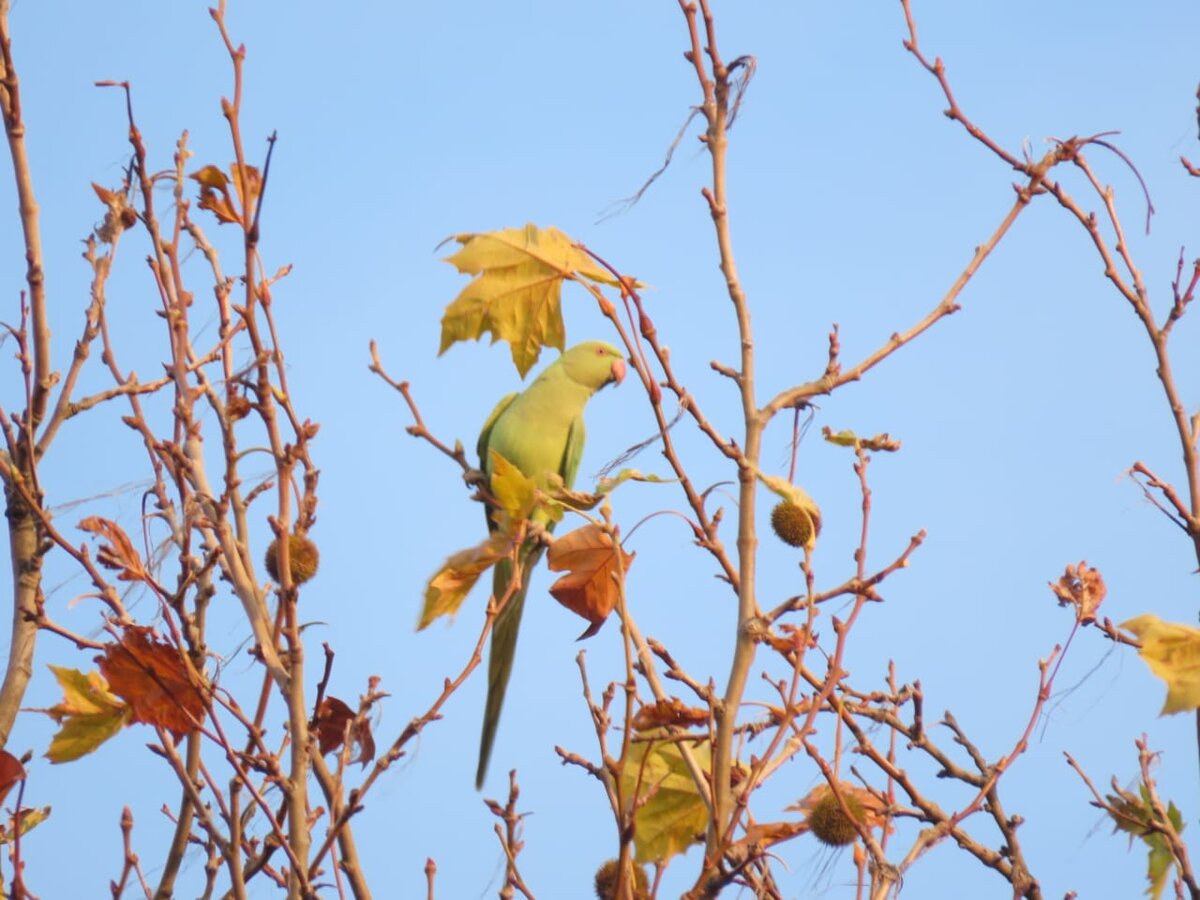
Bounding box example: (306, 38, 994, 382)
(558, 340, 626, 391)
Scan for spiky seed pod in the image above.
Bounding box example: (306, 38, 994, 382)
(771, 500, 815, 549)
(265, 533, 320, 585)
(808, 790, 864, 847)
(594, 858, 650, 899)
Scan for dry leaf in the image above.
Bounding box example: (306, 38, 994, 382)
(313, 696, 375, 765)
(632, 698, 708, 732)
(98, 626, 208, 741)
(419, 532, 512, 629)
(547, 524, 634, 639)
(190, 163, 260, 226)
(78, 516, 148, 583)
(1050, 560, 1106, 625)
(0, 751, 24, 807)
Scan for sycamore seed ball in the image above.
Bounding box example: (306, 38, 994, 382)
(265, 533, 320, 585)
(808, 791, 864, 847)
(771, 500, 814, 549)
(594, 858, 649, 899)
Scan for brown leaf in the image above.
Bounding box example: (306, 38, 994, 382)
(1050, 560, 1106, 625)
(314, 697, 353, 756)
(547, 524, 634, 639)
(313, 696, 375, 766)
(632, 698, 708, 732)
(79, 516, 148, 583)
(0, 751, 25, 807)
(98, 627, 208, 741)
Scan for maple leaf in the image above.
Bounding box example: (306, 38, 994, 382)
(97, 627, 209, 741)
(619, 739, 711, 864)
(419, 532, 512, 630)
(78, 516, 149, 583)
(439, 224, 624, 377)
(1121, 614, 1200, 714)
(313, 696, 375, 766)
(42, 665, 130, 763)
(547, 524, 634, 639)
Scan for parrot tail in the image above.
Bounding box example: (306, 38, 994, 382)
(476, 556, 531, 790)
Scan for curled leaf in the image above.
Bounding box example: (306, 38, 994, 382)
(0, 751, 24, 807)
(78, 516, 149, 583)
(313, 696, 376, 766)
(632, 698, 708, 732)
(1050, 561, 1106, 625)
(822, 427, 902, 453)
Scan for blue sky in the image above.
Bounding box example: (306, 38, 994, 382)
(1, 1, 1198, 897)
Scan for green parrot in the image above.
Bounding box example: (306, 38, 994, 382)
(475, 340, 627, 788)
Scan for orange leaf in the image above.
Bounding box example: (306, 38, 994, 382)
(98, 627, 208, 741)
(79, 517, 148, 583)
(91, 182, 121, 206)
(1050, 560, 1106, 625)
(229, 163, 262, 220)
(632, 698, 709, 732)
(0, 751, 24, 807)
(547, 524, 634, 639)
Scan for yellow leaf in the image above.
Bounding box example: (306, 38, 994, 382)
(619, 739, 710, 864)
(0, 807, 50, 845)
(439, 225, 622, 377)
(42, 665, 130, 763)
(418, 533, 511, 630)
(489, 451, 537, 526)
(189, 164, 229, 190)
(1122, 614, 1200, 714)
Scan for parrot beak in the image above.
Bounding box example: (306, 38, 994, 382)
(609, 358, 627, 386)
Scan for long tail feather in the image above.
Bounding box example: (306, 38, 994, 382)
(476, 551, 537, 789)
